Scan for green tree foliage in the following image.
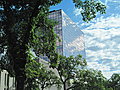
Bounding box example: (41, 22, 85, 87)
(0, 0, 61, 89)
(25, 53, 60, 90)
(73, 0, 106, 22)
(72, 69, 107, 90)
(25, 60, 40, 90)
(106, 73, 120, 90)
(37, 69, 60, 90)
(55, 55, 87, 90)
(0, 0, 106, 90)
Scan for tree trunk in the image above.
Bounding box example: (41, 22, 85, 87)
(16, 74, 26, 90)
(3, 2, 27, 90)
(41, 86, 44, 90)
(14, 52, 27, 90)
(3, 1, 42, 90)
(63, 82, 67, 90)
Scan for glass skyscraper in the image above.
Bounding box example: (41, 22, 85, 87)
(49, 9, 86, 58)
(49, 10, 63, 55)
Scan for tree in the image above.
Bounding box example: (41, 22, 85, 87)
(37, 69, 60, 90)
(0, 0, 106, 90)
(106, 73, 120, 90)
(55, 55, 87, 90)
(73, 0, 106, 22)
(0, 1, 61, 89)
(25, 56, 60, 90)
(25, 59, 40, 90)
(72, 69, 107, 90)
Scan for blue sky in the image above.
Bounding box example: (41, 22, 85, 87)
(51, 0, 120, 78)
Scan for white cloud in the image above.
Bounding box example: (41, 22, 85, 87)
(73, 8, 82, 16)
(88, 61, 111, 71)
(85, 15, 120, 30)
(102, 70, 120, 79)
(80, 14, 120, 78)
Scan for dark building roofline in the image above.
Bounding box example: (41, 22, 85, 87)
(49, 9, 62, 13)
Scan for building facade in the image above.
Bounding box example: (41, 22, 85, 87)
(49, 10, 63, 55)
(49, 9, 86, 58)
(0, 70, 15, 90)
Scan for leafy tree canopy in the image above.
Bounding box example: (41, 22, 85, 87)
(73, 69, 107, 90)
(55, 55, 87, 90)
(106, 73, 120, 90)
(25, 57, 60, 90)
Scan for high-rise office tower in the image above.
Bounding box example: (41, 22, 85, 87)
(49, 10, 63, 55)
(49, 9, 86, 58)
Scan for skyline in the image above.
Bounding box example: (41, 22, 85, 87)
(51, 0, 120, 78)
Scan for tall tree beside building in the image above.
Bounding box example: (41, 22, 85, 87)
(0, 0, 61, 90)
(55, 55, 87, 90)
(0, 0, 106, 90)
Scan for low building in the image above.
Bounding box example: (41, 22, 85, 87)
(0, 70, 15, 90)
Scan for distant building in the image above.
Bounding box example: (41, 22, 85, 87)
(0, 70, 15, 90)
(49, 9, 86, 58)
(49, 9, 63, 55)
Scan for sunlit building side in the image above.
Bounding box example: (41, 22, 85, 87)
(49, 9, 86, 58)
